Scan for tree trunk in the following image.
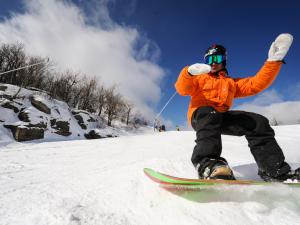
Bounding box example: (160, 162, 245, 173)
(126, 109, 131, 126)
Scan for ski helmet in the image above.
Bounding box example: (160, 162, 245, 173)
(204, 44, 227, 66)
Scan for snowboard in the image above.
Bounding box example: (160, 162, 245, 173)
(144, 168, 300, 189)
(144, 168, 300, 203)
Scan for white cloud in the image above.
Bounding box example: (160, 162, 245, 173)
(246, 89, 284, 106)
(0, 0, 165, 119)
(235, 90, 300, 125)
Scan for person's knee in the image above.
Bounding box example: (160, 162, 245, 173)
(243, 112, 273, 135)
(254, 114, 273, 133)
(256, 114, 269, 124)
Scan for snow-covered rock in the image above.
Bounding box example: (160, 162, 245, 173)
(30, 95, 51, 114)
(0, 83, 150, 143)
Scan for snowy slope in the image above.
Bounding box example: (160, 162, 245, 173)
(0, 125, 300, 225)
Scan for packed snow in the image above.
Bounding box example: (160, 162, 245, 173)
(1, 125, 300, 225)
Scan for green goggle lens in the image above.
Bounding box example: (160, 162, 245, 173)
(205, 55, 224, 65)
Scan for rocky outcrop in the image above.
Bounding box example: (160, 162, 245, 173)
(73, 114, 87, 130)
(18, 110, 30, 122)
(27, 122, 47, 129)
(0, 85, 7, 91)
(72, 110, 97, 130)
(84, 129, 118, 139)
(87, 117, 96, 122)
(50, 119, 71, 136)
(1, 85, 121, 142)
(4, 125, 44, 142)
(0, 100, 19, 113)
(84, 130, 103, 139)
(30, 96, 51, 114)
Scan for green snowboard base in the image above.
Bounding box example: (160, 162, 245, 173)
(144, 168, 300, 188)
(144, 168, 300, 202)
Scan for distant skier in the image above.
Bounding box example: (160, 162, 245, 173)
(153, 119, 160, 131)
(176, 125, 180, 131)
(159, 125, 166, 132)
(175, 33, 300, 181)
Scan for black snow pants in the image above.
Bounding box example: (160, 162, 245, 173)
(191, 106, 290, 177)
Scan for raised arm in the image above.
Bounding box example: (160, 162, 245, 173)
(235, 33, 293, 98)
(234, 61, 282, 97)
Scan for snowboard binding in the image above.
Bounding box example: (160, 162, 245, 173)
(258, 167, 300, 182)
(195, 157, 236, 180)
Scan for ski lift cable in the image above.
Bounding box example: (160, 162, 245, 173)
(153, 90, 177, 124)
(0, 58, 50, 76)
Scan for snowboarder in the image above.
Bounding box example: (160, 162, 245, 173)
(175, 33, 300, 181)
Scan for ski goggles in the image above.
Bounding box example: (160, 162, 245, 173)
(205, 54, 225, 65)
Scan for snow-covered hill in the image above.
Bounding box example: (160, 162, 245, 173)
(0, 83, 151, 144)
(0, 125, 300, 225)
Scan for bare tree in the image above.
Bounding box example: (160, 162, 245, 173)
(24, 56, 50, 89)
(13, 56, 50, 99)
(0, 43, 51, 98)
(270, 117, 278, 126)
(96, 84, 106, 117)
(47, 70, 80, 105)
(123, 102, 134, 125)
(132, 112, 149, 127)
(104, 86, 123, 126)
(0, 43, 26, 85)
(0, 43, 148, 128)
(77, 76, 98, 112)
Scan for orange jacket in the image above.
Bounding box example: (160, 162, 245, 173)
(175, 61, 283, 123)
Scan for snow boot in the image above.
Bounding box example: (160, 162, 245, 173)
(195, 157, 236, 180)
(258, 163, 300, 182)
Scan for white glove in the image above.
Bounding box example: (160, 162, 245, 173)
(188, 63, 211, 76)
(268, 33, 293, 61)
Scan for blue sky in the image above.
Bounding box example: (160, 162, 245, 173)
(104, 0, 300, 128)
(1, 0, 300, 129)
(113, 0, 300, 127)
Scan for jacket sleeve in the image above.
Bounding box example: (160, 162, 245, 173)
(234, 61, 283, 98)
(175, 66, 198, 96)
